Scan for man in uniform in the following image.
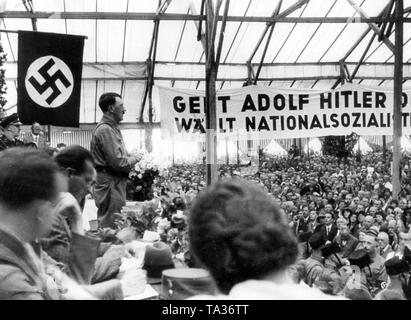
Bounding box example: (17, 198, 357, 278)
(0, 113, 24, 151)
(297, 232, 326, 287)
(90, 92, 142, 228)
(361, 229, 388, 296)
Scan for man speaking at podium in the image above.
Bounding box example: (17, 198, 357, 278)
(91, 93, 142, 229)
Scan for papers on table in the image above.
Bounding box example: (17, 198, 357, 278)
(124, 284, 159, 300)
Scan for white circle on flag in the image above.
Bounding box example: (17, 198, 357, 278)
(25, 55, 74, 108)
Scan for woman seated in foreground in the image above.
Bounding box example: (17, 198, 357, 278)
(188, 179, 344, 300)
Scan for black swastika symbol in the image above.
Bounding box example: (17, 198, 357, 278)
(28, 58, 72, 105)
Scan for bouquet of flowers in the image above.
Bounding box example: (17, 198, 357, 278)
(127, 151, 163, 201)
(115, 199, 162, 240)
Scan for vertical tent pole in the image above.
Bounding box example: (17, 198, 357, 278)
(307, 138, 311, 164)
(392, 0, 404, 200)
(205, 0, 218, 186)
(237, 132, 240, 166)
(383, 135, 387, 160)
(47, 125, 51, 146)
(225, 136, 229, 165)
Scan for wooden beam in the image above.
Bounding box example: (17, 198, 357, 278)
(379, 0, 395, 41)
(5, 74, 411, 82)
(197, 0, 206, 41)
(215, 0, 230, 70)
(348, 32, 377, 82)
(207, 0, 220, 64)
(2, 11, 411, 23)
(254, 0, 283, 84)
(339, 60, 346, 84)
(0, 29, 18, 33)
(6, 60, 411, 67)
(392, 0, 403, 200)
(345, 0, 395, 53)
(189, 2, 207, 50)
(46, 122, 162, 131)
(340, 0, 394, 62)
(139, 0, 171, 123)
(205, 0, 218, 185)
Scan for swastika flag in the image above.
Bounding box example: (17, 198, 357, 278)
(18, 31, 84, 127)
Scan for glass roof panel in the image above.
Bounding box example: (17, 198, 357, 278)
(271, 23, 322, 62)
(97, 0, 128, 12)
(96, 20, 126, 61)
(80, 80, 97, 123)
(66, 20, 96, 62)
(1, 29, 18, 62)
(36, 19, 66, 34)
(2, 18, 33, 59)
(4, 0, 26, 11)
(320, 23, 369, 62)
(33, 0, 65, 11)
(296, 23, 347, 62)
(64, 0, 97, 12)
(123, 21, 154, 61)
(123, 80, 146, 122)
(128, 0, 162, 13)
(156, 21, 188, 61)
(171, 20, 204, 62)
(292, 80, 317, 88)
(312, 79, 337, 89)
(4, 80, 17, 110)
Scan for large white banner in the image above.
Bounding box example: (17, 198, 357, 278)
(158, 84, 411, 141)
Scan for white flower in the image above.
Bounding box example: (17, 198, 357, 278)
(137, 174, 143, 179)
(157, 218, 171, 234)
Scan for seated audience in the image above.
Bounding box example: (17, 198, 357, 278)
(188, 179, 343, 299)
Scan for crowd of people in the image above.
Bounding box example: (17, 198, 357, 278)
(0, 91, 410, 300)
(150, 151, 411, 299)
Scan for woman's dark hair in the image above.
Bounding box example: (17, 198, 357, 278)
(0, 148, 61, 210)
(189, 179, 298, 294)
(348, 212, 358, 227)
(402, 208, 411, 229)
(24, 142, 38, 149)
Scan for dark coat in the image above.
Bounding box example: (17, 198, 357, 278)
(320, 223, 338, 242)
(334, 233, 359, 258)
(0, 135, 24, 151)
(23, 132, 48, 150)
(41, 208, 101, 285)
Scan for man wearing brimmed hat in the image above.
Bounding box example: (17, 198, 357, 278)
(0, 113, 24, 151)
(375, 256, 410, 300)
(297, 233, 326, 287)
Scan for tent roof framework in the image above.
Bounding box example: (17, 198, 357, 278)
(1, 0, 411, 123)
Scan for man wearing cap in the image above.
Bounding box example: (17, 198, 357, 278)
(360, 230, 388, 296)
(375, 256, 410, 300)
(0, 113, 24, 151)
(298, 233, 326, 287)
